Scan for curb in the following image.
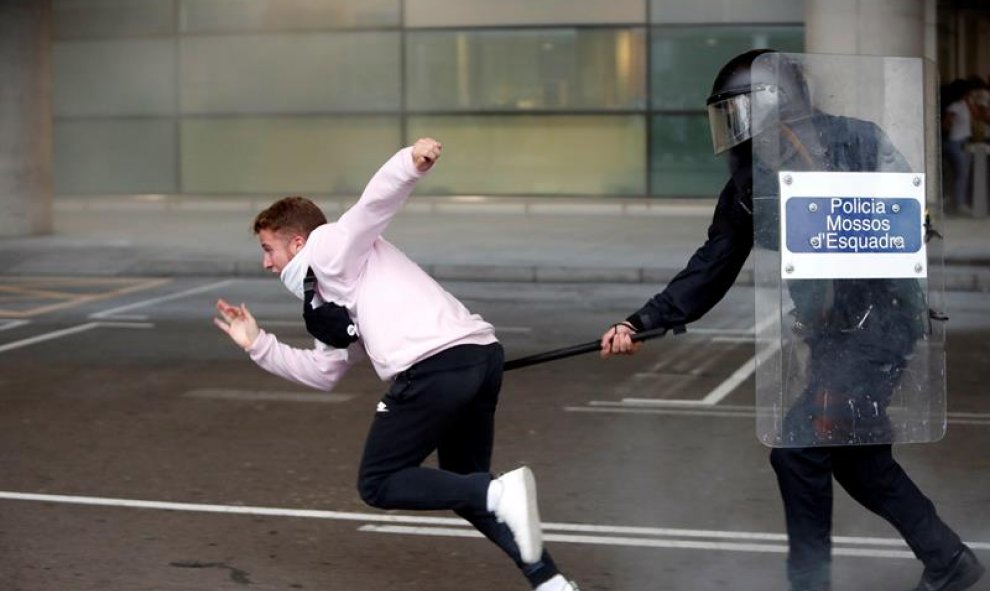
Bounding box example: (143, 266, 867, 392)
(2, 257, 988, 292)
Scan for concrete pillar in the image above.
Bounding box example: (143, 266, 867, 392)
(804, 0, 927, 59)
(0, 0, 53, 237)
(802, 0, 934, 172)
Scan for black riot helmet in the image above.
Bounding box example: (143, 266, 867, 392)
(706, 49, 812, 155)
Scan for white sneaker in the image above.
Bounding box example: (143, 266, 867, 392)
(492, 466, 543, 564)
(535, 574, 580, 591)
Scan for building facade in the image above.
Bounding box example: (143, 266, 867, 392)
(51, 0, 805, 199)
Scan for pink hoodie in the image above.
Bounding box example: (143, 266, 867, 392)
(247, 147, 497, 391)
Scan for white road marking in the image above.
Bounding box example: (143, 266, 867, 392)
(358, 525, 923, 559)
(946, 417, 990, 426)
(0, 319, 30, 332)
(589, 313, 990, 424)
(567, 406, 755, 418)
(610, 400, 753, 409)
(711, 335, 757, 343)
(0, 321, 153, 354)
(679, 328, 754, 337)
(569, 404, 990, 426)
(496, 326, 533, 334)
(700, 340, 778, 405)
(97, 314, 149, 322)
(359, 524, 796, 554)
(2, 491, 987, 555)
(89, 279, 235, 319)
(95, 322, 155, 329)
(609, 319, 767, 407)
(682, 344, 725, 377)
(613, 333, 718, 400)
(695, 312, 780, 406)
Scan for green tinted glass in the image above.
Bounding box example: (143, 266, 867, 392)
(650, 114, 724, 197)
(650, 26, 803, 109)
(181, 32, 400, 114)
(54, 39, 176, 117)
(180, 0, 399, 33)
(408, 115, 646, 195)
(181, 117, 400, 194)
(407, 28, 646, 111)
(55, 119, 177, 194)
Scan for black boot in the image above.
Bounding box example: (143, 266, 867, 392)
(913, 545, 985, 591)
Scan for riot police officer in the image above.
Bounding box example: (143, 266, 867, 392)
(600, 49, 984, 591)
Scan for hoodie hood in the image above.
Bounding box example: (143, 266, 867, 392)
(279, 244, 310, 301)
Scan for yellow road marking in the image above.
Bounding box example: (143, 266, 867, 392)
(0, 277, 171, 317)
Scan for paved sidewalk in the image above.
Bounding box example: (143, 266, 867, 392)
(0, 195, 988, 291)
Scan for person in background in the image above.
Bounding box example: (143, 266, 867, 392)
(943, 78, 976, 214)
(966, 75, 990, 142)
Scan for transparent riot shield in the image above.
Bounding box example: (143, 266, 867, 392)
(751, 52, 946, 447)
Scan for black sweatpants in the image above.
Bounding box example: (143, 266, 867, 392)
(770, 444, 963, 589)
(357, 343, 559, 587)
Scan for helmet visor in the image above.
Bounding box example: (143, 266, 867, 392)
(707, 92, 754, 155)
(706, 84, 779, 155)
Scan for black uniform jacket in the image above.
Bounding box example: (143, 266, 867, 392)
(626, 112, 913, 333)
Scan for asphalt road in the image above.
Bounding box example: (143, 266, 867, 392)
(1, 277, 988, 591)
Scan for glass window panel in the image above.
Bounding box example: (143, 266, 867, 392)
(651, 26, 803, 110)
(54, 39, 176, 117)
(650, 0, 802, 24)
(180, 116, 400, 194)
(53, 0, 176, 39)
(407, 29, 646, 111)
(54, 119, 177, 194)
(180, 0, 399, 33)
(180, 33, 400, 114)
(650, 114, 724, 197)
(405, 0, 644, 28)
(408, 115, 645, 195)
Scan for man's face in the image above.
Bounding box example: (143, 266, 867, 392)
(257, 228, 304, 274)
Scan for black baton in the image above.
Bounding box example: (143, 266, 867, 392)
(503, 325, 684, 371)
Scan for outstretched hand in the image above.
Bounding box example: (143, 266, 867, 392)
(600, 321, 641, 358)
(214, 298, 260, 350)
(411, 137, 442, 173)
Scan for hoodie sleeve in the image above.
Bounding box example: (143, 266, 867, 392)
(247, 330, 363, 392)
(314, 146, 426, 280)
(626, 179, 754, 331)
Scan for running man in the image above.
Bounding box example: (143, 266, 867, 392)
(214, 138, 577, 591)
